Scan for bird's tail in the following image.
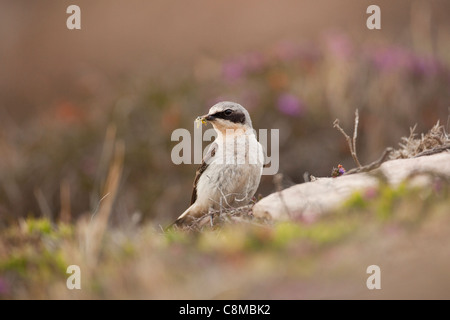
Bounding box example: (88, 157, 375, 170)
(166, 204, 196, 230)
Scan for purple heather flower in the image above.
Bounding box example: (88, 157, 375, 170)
(432, 178, 443, 194)
(371, 47, 410, 72)
(277, 93, 305, 117)
(364, 187, 378, 200)
(222, 52, 267, 82)
(325, 33, 353, 60)
(370, 46, 445, 77)
(0, 277, 9, 295)
(222, 59, 246, 82)
(331, 164, 346, 178)
(243, 52, 266, 73)
(411, 56, 442, 77)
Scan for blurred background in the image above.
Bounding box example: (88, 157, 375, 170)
(0, 0, 449, 226)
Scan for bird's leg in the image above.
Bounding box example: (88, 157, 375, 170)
(209, 207, 214, 227)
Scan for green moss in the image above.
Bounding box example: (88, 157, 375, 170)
(243, 228, 274, 251)
(341, 182, 424, 222)
(0, 246, 68, 281)
(41, 249, 68, 276)
(121, 240, 136, 257)
(164, 228, 190, 245)
(343, 191, 368, 209)
(25, 218, 52, 236)
(0, 254, 28, 276)
(375, 182, 407, 221)
(273, 220, 355, 247)
(307, 220, 356, 244)
(273, 222, 305, 247)
(57, 223, 74, 238)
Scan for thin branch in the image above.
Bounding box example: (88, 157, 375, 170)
(352, 109, 360, 167)
(413, 144, 450, 158)
(90, 192, 110, 221)
(34, 188, 52, 220)
(333, 109, 362, 168)
(345, 147, 393, 175)
(446, 107, 450, 134)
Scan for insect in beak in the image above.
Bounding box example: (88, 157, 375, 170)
(195, 113, 217, 128)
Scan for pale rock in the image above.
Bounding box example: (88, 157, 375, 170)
(253, 152, 450, 221)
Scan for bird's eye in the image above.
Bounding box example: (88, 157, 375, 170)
(224, 109, 233, 116)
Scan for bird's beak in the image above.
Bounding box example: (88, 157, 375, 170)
(197, 114, 215, 122)
(195, 113, 214, 128)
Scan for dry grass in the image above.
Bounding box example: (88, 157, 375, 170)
(169, 204, 270, 232)
(390, 121, 450, 159)
(0, 178, 448, 299)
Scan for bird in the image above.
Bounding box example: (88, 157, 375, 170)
(172, 101, 264, 226)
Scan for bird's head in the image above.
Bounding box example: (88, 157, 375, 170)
(196, 101, 253, 135)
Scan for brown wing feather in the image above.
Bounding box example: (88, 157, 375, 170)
(190, 142, 217, 205)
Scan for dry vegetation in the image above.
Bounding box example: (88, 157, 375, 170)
(1, 113, 449, 299)
(390, 121, 450, 159)
(0, 168, 448, 299)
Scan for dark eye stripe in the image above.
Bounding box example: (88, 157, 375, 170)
(213, 110, 246, 124)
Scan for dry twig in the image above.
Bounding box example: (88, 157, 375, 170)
(333, 109, 362, 168)
(345, 147, 393, 175)
(84, 139, 124, 266)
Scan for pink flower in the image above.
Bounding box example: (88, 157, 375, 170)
(364, 187, 379, 200)
(411, 56, 442, 77)
(277, 93, 305, 117)
(371, 47, 413, 72)
(222, 52, 267, 82)
(331, 164, 346, 178)
(242, 52, 266, 73)
(0, 277, 10, 295)
(325, 33, 353, 60)
(222, 59, 246, 82)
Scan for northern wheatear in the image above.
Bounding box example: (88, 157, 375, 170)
(173, 101, 264, 226)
